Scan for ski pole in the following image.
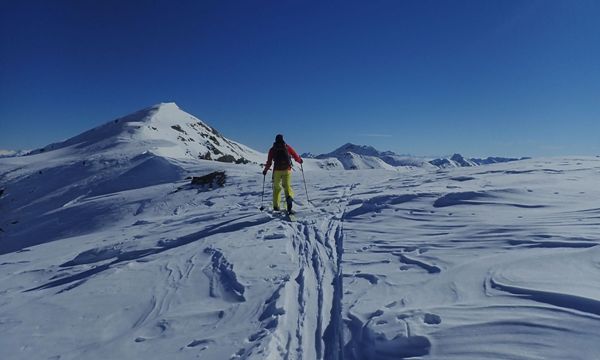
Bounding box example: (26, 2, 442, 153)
(300, 163, 310, 204)
(259, 174, 266, 211)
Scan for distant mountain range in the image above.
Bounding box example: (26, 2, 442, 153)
(430, 153, 529, 168)
(303, 143, 429, 170)
(305, 143, 526, 170)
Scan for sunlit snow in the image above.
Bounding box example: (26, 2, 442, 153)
(1, 104, 599, 360)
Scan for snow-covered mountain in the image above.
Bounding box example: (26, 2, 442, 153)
(315, 143, 431, 170)
(0, 103, 266, 254)
(300, 152, 317, 159)
(429, 153, 525, 168)
(314, 144, 525, 170)
(28, 102, 263, 164)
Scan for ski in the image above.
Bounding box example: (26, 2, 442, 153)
(268, 208, 296, 222)
(286, 211, 297, 222)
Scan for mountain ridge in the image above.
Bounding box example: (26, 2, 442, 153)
(313, 143, 525, 170)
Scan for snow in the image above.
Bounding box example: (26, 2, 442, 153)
(1, 105, 599, 359)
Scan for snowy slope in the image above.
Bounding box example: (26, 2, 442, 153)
(2, 154, 599, 359)
(0, 103, 266, 254)
(1, 110, 600, 360)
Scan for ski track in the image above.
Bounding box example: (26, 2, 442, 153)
(253, 182, 354, 360)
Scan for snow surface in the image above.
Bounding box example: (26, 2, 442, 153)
(1, 105, 600, 360)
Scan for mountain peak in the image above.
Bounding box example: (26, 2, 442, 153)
(26, 103, 263, 163)
(330, 143, 381, 156)
(316, 143, 428, 169)
(121, 102, 182, 124)
(450, 153, 465, 161)
(151, 102, 179, 111)
(107, 102, 182, 127)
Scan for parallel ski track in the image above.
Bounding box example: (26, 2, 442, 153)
(258, 183, 357, 360)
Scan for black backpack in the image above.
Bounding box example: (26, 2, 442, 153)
(273, 142, 292, 170)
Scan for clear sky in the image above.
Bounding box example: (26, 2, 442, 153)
(1, 0, 599, 157)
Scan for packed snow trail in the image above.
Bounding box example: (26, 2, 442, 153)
(249, 181, 356, 360)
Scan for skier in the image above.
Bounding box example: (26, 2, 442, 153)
(262, 134, 303, 214)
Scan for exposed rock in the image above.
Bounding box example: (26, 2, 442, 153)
(170, 125, 187, 134)
(199, 151, 212, 160)
(191, 171, 226, 188)
(206, 143, 222, 156)
(216, 155, 236, 163)
(209, 135, 220, 146)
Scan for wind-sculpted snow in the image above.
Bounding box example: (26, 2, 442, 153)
(203, 247, 246, 302)
(344, 194, 421, 218)
(345, 312, 432, 359)
(90, 153, 185, 196)
(1, 155, 600, 359)
(488, 247, 600, 316)
(0, 151, 190, 254)
(433, 190, 546, 208)
(340, 157, 600, 359)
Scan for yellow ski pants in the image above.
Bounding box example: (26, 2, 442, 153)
(272, 170, 294, 209)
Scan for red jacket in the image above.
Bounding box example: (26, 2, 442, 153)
(264, 144, 302, 172)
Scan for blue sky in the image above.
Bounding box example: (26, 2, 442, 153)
(1, 0, 599, 157)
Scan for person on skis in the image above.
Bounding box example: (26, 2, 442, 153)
(262, 134, 303, 213)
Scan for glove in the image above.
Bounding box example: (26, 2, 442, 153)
(262, 169, 268, 176)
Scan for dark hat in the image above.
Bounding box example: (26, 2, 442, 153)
(275, 134, 284, 143)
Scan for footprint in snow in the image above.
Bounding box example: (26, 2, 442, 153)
(368, 309, 384, 319)
(186, 338, 215, 348)
(423, 313, 442, 325)
(263, 233, 286, 240)
(248, 330, 268, 342)
(385, 301, 398, 308)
